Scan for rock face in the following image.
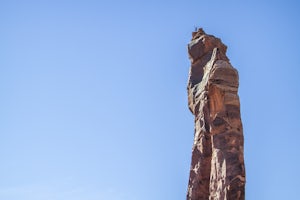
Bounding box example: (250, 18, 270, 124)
(186, 29, 245, 200)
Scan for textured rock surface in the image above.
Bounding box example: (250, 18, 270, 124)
(186, 29, 245, 200)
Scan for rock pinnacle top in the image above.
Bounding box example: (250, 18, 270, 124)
(186, 28, 245, 200)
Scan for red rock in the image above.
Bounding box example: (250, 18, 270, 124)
(187, 28, 245, 200)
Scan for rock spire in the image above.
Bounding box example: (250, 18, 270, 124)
(186, 28, 245, 200)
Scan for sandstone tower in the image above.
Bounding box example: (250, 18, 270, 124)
(186, 28, 246, 200)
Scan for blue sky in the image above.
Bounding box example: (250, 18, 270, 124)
(1, 0, 300, 199)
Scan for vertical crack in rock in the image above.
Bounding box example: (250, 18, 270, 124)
(187, 28, 245, 200)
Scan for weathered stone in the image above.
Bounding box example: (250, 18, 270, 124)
(187, 28, 245, 200)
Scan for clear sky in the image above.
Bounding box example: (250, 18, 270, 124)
(1, 0, 300, 199)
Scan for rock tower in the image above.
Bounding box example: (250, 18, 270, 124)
(186, 28, 245, 200)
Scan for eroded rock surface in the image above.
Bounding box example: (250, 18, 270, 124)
(187, 29, 245, 200)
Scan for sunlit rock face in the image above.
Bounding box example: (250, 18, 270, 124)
(186, 28, 245, 200)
